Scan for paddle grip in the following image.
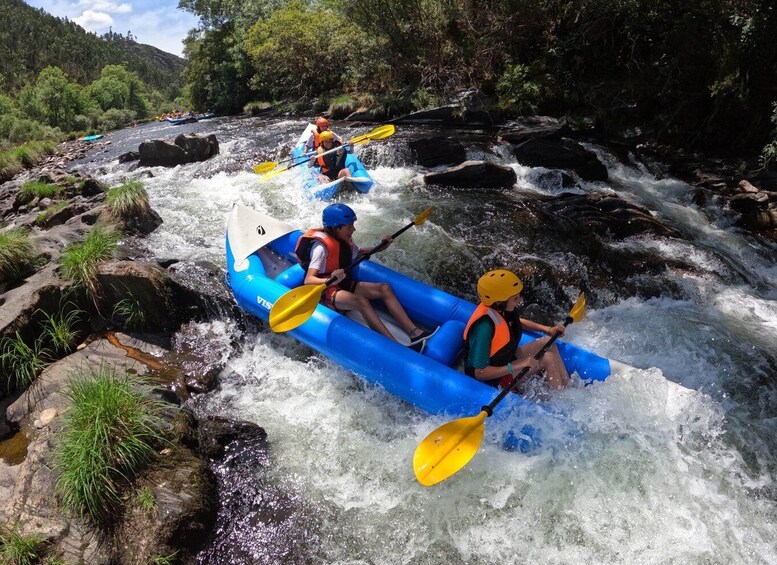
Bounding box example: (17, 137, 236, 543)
(481, 317, 573, 416)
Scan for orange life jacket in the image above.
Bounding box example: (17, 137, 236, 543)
(294, 229, 357, 285)
(463, 304, 522, 387)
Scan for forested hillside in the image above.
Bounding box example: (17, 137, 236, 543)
(181, 0, 777, 158)
(0, 0, 184, 94)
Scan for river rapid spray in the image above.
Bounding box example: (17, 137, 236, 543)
(71, 117, 777, 563)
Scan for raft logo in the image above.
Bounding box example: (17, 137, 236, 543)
(256, 224, 266, 235)
(256, 296, 273, 310)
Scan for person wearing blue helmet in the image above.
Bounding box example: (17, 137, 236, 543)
(295, 203, 437, 352)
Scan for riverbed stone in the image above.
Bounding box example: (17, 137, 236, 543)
(538, 191, 680, 239)
(409, 136, 467, 167)
(423, 160, 517, 188)
(138, 134, 219, 167)
(511, 137, 609, 181)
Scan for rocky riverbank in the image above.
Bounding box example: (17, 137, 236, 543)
(0, 133, 261, 563)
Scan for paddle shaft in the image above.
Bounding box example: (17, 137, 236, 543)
(481, 315, 573, 416)
(322, 220, 420, 286)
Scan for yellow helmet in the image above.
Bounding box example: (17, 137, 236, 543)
(477, 269, 523, 306)
(319, 130, 335, 142)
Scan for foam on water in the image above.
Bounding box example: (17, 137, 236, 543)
(83, 118, 777, 563)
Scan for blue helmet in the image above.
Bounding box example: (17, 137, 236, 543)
(323, 203, 357, 227)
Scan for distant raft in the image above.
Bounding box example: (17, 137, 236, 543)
(289, 124, 374, 200)
(165, 116, 197, 125)
(78, 134, 103, 142)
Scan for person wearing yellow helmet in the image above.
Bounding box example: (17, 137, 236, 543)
(309, 128, 353, 181)
(463, 269, 570, 391)
(305, 116, 343, 152)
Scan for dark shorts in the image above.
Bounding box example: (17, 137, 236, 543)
(321, 279, 359, 312)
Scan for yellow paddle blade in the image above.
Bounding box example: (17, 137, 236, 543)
(413, 411, 487, 486)
(350, 124, 396, 145)
(253, 162, 278, 175)
(259, 165, 292, 182)
(269, 283, 326, 332)
(569, 293, 586, 323)
(413, 207, 433, 226)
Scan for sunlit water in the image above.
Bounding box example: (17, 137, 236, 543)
(75, 117, 777, 563)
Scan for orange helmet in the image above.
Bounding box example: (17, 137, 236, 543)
(316, 117, 330, 129)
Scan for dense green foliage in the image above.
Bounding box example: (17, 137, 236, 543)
(0, 0, 188, 174)
(181, 0, 777, 155)
(0, 0, 184, 92)
(54, 367, 166, 524)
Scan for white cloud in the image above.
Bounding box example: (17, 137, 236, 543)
(74, 10, 114, 31)
(78, 1, 132, 14)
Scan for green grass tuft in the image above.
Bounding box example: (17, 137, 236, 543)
(0, 526, 45, 565)
(54, 366, 167, 524)
(106, 179, 149, 219)
(112, 293, 147, 330)
(0, 227, 38, 283)
(136, 486, 156, 514)
(0, 331, 50, 391)
(38, 303, 83, 354)
(151, 551, 179, 565)
(59, 225, 119, 293)
(18, 180, 61, 204)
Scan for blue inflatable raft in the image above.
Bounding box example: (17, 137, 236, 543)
(165, 116, 197, 125)
(226, 204, 634, 448)
(289, 124, 374, 200)
(78, 134, 103, 142)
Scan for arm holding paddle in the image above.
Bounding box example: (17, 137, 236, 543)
(254, 124, 395, 179)
(413, 292, 586, 487)
(269, 207, 432, 333)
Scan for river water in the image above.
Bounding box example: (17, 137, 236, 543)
(75, 116, 777, 564)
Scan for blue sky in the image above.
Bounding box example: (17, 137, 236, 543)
(25, 0, 200, 57)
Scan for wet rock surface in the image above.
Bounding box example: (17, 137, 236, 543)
(424, 160, 517, 188)
(138, 134, 220, 167)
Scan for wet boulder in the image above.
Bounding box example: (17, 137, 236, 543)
(511, 138, 609, 181)
(498, 116, 571, 144)
(539, 192, 680, 239)
(423, 160, 517, 188)
(138, 134, 219, 167)
(95, 261, 179, 331)
(409, 136, 467, 167)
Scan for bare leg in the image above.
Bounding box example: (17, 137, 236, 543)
(330, 288, 398, 341)
(337, 168, 351, 179)
(516, 337, 570, 389)
(355, 282, 421, 337)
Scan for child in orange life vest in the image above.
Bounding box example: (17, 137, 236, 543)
(463, 269, 570, 391)
(308, 130, 353, 182)
(295, 204, 437, 353)
(305, 116, 343, 152)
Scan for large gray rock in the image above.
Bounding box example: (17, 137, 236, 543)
(498, 116, 571, 144)
(409, 136, 467, 167)
(539, 192, 680, 239)
(512, 137, 609, 181)
(1, 336, 216, 565)
(138, 134, 219, 167)
(95, 261, 178, 331)
(423, 160, 517, 188)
